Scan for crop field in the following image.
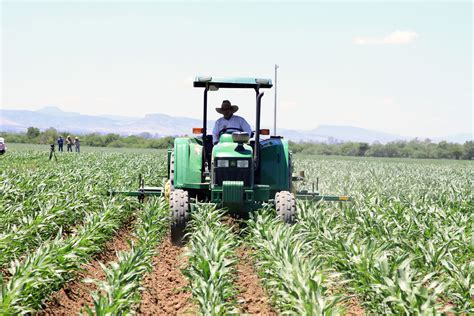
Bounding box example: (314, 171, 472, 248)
(0, 148, 472, 315)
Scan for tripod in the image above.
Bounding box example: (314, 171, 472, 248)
(49, 144, 57, 161)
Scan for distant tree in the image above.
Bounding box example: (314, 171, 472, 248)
(340, 142, 359, 156)
(463, 141, 474, 160)
(358, 143, 370, 156)
(4, 129, 473, 161)
(108, 140, 125, 148)
(26, 127, 40, 139)
(104, 133, 120, 146)
(40, 127, 58, 144)
(366, 143, 385, 157)
(451, 144, 463, 160)
(436, 141, 450, 159)
(84, 133, 105, 147)
(288, 141, 304, 153)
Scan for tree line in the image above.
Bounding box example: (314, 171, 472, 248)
(1, 127, 174, 149)
(289, 139, 473, 160)
(1, 127, 473, 160)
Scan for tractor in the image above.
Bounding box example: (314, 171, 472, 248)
(111, 76, 350, 245)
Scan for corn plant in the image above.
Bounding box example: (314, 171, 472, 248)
(247, 209, 343, 315)
(183, 204, 239, 315)
(296, 156, 473, 314)
(0, 151, 167, 268)
(84, 197, 169, 315)
(0, 199, 133, 315)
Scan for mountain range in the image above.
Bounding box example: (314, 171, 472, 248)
(1, 106, 471, 144)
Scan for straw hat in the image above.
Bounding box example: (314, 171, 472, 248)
(216, 100, 238, 114)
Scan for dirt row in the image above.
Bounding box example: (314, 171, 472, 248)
(39, 225, 273, 315)
(40, 223, 365, 315)
(34, 208, 364, 315)
(138, 237, 194, 315)
(235, 246, 275, 315)
(42, 221, 135, 314)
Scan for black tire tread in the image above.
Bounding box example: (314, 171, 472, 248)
(170, 189, 189, 245)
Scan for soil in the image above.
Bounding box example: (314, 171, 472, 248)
(343, 295, 365, 315)
(0, 267, 10, 279)
(38, 213, 362, 316)
(138, 237, 195, 315)
(235, 246, 276, 315)
(41, 221, 135, 315)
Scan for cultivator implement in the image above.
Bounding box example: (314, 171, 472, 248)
(108, 175, 167, 202)
(109, 176, 351, 203)
(295, 190, 351, 202)
(110, 188, 350, 202)
(109, 187, 163, 198)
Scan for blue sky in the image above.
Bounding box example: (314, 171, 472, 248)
(1, 1, 472, 138)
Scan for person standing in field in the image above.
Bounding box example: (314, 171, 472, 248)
(66, 135, 73, 152)
(57, 136, 64, 152)
(75, 137, 80, 153)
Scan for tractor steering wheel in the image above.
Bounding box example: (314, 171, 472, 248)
(218, 127, 244, 137)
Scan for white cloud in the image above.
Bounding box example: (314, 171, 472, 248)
(382, 31, 418, 44)
(353, 30, 419, 45)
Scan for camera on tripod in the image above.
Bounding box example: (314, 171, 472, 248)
(49, 143, 57, 161)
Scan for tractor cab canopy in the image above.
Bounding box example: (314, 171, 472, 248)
(193, 75, 274, 176)
(193, 77, 273, 90)
(192, 76, 274, 142)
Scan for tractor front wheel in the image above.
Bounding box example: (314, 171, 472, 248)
(275, 191, 296, 224)
(170, 189, 190, 246)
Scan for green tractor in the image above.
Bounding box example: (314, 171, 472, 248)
(112, 76, 350, 245)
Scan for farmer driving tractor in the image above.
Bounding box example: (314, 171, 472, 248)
(212, 100, 252, 144)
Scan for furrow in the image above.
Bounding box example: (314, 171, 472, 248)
(40, 219, 135, 315)
(138, 237, 194, 315)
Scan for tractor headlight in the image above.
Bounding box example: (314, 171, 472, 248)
(217, 159, 229, 168)
(237, 160, 249, 168)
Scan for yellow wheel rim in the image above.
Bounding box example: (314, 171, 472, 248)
(164, 180, 171, 200)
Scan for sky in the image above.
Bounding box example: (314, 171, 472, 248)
(1, 1, 472, 138)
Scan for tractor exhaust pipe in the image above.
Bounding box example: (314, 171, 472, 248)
(254, 91, 264, 170)
(203, 87, 208, 138)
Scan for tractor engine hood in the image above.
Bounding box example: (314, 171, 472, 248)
(212, 134, 253, 159)
(211, 134, 254, 189)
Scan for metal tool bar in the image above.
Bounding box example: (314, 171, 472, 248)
(296, 191, 351, 202)
(109, 187, 163, 197)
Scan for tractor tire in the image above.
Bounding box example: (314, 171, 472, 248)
(170, 189, 190, 246)
(275, 191, 297, 224)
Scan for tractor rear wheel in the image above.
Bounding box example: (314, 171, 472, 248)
(275, 191, 296, 224)
(170, 189, 190, 246)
